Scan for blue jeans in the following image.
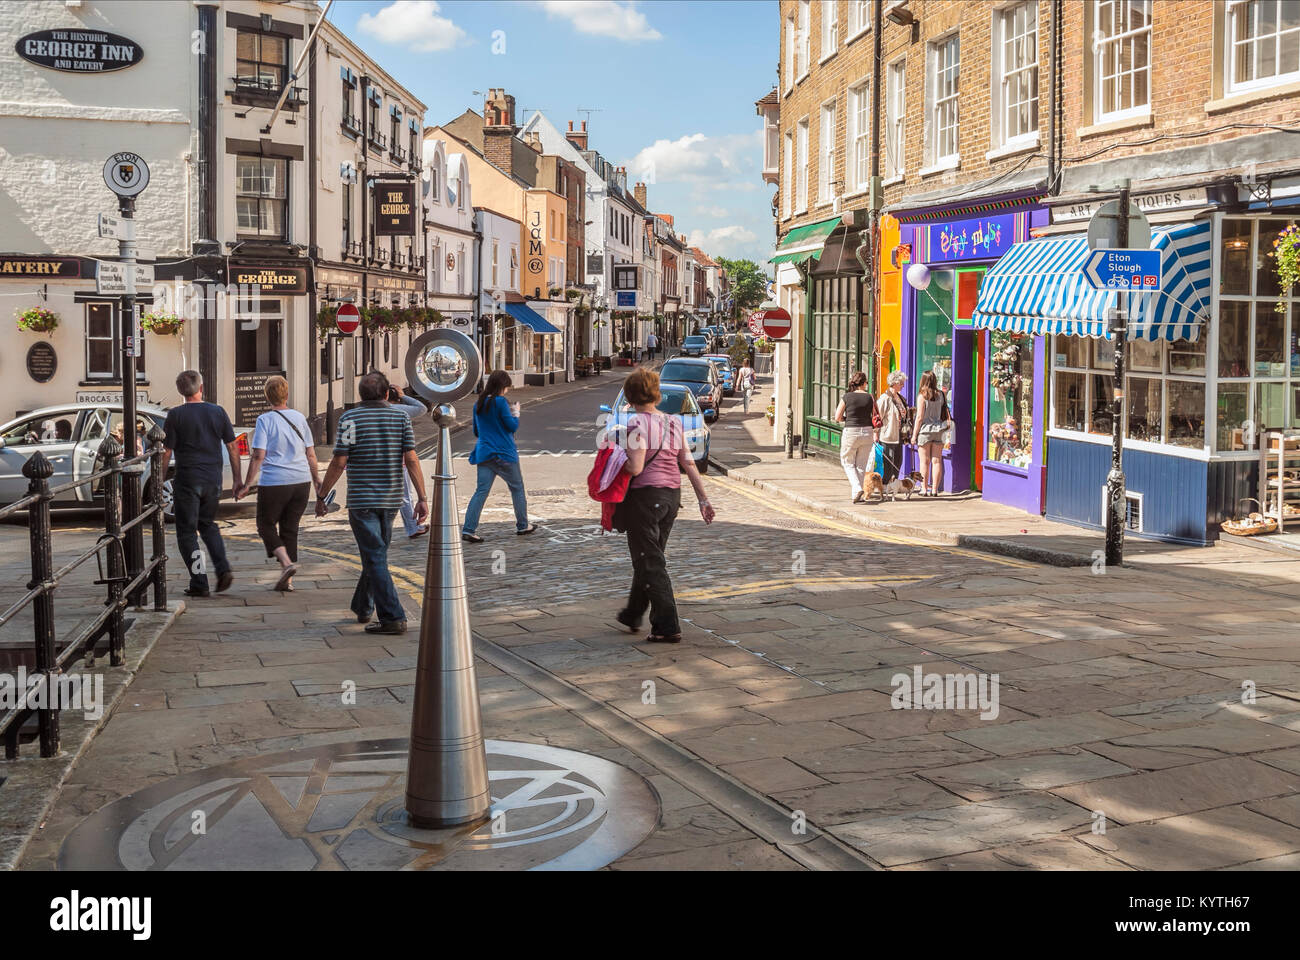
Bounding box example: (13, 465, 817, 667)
(461, 458, 529, 534)
(173, 476, 229, 593)
(347, 508, 405, 624)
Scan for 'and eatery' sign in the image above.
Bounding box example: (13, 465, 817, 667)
(16, 29, 144, 73)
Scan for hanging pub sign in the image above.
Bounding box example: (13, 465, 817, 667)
(373, 182, 415, 236)
(15, 29, 144, 74)
(227, 265, 308, 293)
(0, 255, 83, 279)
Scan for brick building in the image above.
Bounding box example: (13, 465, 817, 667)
(768, 0, 1300, 544)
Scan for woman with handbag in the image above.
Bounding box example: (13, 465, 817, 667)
(911, 370, 953, 497)
(236, 375, 322, 592)
(614, 368, 715, 643)
(876, 370, 909, 485)
(834, 371, 876, 503)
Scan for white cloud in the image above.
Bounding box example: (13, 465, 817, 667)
(685, 225, 760, 259)
(626, 130, 762, 192)
(538, 1, 662, 42)
(357, 1, 467, 53)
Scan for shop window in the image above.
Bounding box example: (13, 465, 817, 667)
(1216, 216, 1300, 450)
(1052, 335, 1203, 447)
(988, 330, 1034, 467)
(915, 272, 954, 391)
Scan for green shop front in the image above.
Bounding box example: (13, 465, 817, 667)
(770, 214, 866, 453)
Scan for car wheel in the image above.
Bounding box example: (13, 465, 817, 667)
(161, 477, 175, 521)
(697, 457, 709, 474)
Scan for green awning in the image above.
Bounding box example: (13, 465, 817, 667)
(770, 249, 818, 266)
(768, 215, 842, 265)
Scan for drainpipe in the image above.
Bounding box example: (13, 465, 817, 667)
(856, 0, 884, 394)
(1048, 0, 1059, 192)
(307, 8, 319, 435)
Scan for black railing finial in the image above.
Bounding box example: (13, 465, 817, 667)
(22, 449, 54, 481)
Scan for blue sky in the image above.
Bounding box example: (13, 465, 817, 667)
(325, 0, 778, 263)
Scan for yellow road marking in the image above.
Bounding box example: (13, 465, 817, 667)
(704, 473, 1031, 569)
(677, 574, 925, 601)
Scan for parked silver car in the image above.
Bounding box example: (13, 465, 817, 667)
(0, 402, 248, 518)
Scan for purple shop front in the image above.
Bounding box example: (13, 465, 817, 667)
(897, 200, 1050, 515)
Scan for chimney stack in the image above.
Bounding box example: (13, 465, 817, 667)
(566, 119, 588, 151)
(523, 131, 543, 152)
(634, 182, 647, 209)
(483, 88, 518, 174)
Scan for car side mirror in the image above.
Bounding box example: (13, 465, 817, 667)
(0, 437, 6, 450)
(599, 404, 612, 413)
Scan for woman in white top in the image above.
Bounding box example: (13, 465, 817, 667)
(876, 370, 908, 484)
(236, 376, 321, 591)
(735, 359, 757, 413)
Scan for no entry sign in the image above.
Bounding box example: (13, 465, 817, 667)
(756, 304, 792, 340)
(336, 302, 360, 335)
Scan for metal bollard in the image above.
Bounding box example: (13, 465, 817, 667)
(146, 425, 168, 611)
(404, 404, 491, 828)
(22, 450, 58, 758)
(99, 436, 127, 666)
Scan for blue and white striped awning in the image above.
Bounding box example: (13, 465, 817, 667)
(971, 221, 1212, 341)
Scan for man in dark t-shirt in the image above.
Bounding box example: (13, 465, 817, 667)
(160, 370, 244, 597)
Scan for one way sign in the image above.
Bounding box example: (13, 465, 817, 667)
(1084, 248, 1162, 291)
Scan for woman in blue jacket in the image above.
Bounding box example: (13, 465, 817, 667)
(461, 370, 537, 543)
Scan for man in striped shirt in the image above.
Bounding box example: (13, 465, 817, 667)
(316, 371, 427, 634)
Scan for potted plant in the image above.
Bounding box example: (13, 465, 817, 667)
(1274, 222, 1300, 314)
(141, 311, 184, 336)
(765, 400, 776, 426)
(16, 305, 59, 335)
(548, 286, 563, 299)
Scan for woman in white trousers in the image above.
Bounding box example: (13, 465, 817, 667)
(834, 371, 877, 503)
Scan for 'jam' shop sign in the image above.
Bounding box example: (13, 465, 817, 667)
(913, 212, 1029, 264)
(15, 30, 144, 73)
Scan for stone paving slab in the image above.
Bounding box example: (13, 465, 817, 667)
(830, 793, 1096, 867)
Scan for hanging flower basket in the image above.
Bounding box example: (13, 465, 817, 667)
(16, 306, 59, 335)
(141, 312, 184, 336)
(1273, 223, 1300, 314)
(316, 305, 338, 340)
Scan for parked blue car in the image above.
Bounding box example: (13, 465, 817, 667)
(680, 335, 709, 357)
(598, 383, 710, 473)
(703, 354, 735, 396)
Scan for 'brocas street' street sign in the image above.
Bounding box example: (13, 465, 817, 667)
(16, 29, 144, 74)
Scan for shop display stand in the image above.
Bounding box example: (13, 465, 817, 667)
(1259, 430, 1300, 532)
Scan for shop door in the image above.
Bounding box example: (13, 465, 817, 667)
(802, 276, 861, 451)
(234, 296, 286, 426)
(956, 269, 986, 490)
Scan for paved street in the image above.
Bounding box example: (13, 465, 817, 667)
(5, 371, 1300, 870)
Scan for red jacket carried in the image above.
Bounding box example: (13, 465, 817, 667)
(588, 445, 630, 531)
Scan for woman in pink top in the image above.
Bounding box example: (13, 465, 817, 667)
(615, 369, 716, 643)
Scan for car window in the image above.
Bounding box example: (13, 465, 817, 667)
(660, 362, 708, 383)
(81, 408, 111, 442)
(2, 415, 72, 445)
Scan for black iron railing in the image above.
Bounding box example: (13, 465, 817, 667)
(0, 427, 168, 760)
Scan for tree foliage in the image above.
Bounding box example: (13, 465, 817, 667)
(717, 257, 771, 315)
